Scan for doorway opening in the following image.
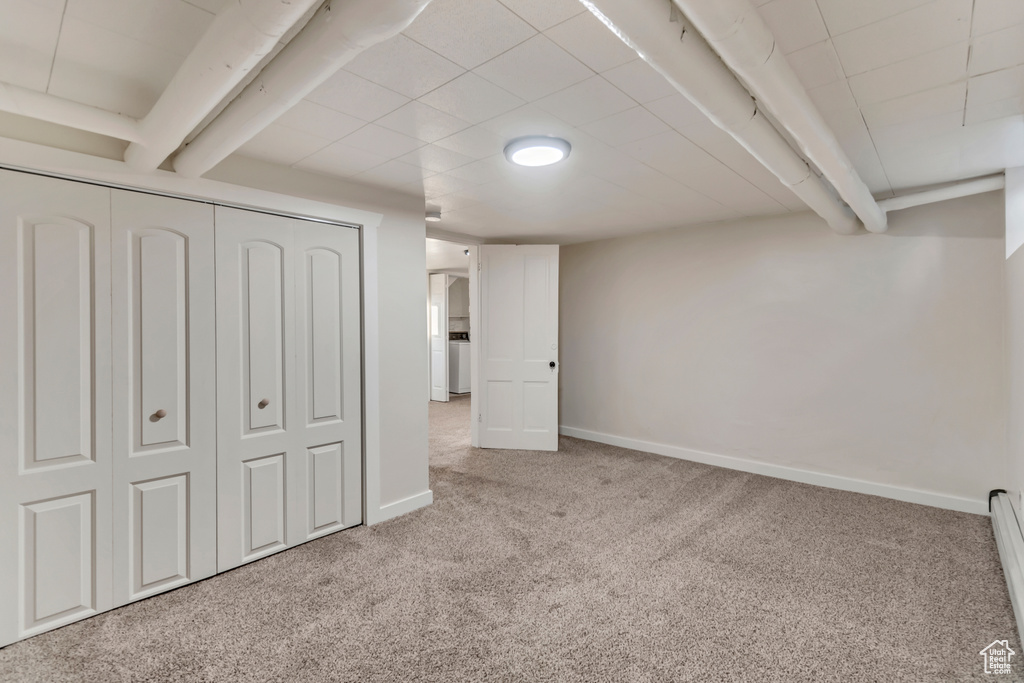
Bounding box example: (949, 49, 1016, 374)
(425, 239, 560, 453)
(426, 237, 473, 403)
(426, 236, 475, 458)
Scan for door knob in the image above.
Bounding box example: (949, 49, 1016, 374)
(258, 398, 270, 409)
(151, 409, 167, 421)
(549, 361, 556, 368)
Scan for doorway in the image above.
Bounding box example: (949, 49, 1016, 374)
(425, 239, 561, 452)
(426, 237, 473, 405)
(426, 237, 475, 467)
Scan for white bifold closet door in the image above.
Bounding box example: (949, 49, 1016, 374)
(215, 206, 362, 572)
(110, 191, 217, 607)
(0, 171, 113, 646)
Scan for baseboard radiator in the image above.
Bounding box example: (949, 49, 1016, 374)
(991, 490, 1024, 640)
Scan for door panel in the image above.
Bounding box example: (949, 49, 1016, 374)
(486, 381, 514, 431)
(22, 493, 94, 632)
(111, 191, 216, 606)
(293, 223, 362, 542)
(23, 218, 96, 467)
(216, 207, 296, 571)
(306, 249, 343, 423)
(131, 476, 188, 590)
(138, 231, 187, 447)
(523, 255, 553, 361)
(478, 245, 559, 451)
(309, 443, 343, 531)
(305, 442, 360, 536)
(243, 242, 286, 432)
(0, 171, 112, 647)
(244, 453, 286, 556)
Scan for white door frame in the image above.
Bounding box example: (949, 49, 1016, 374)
(428, 273, 450, 402)
(469, 246, 480, 447)
(423, 231, 483, 444)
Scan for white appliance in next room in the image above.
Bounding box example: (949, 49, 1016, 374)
(448, 340, 471, 394)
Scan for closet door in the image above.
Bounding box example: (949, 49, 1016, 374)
(215, 207, 297, 571)
(215, 207, 362, 572)
(293, 222, 362, 542)
(110, 191, 217, 607)
(0, 171, 112, 647)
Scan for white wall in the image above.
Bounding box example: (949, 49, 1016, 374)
(1006, 167, 1024, 512)
(560, 193, 1006, 513)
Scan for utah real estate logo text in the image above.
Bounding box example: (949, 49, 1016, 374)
(980, 640, 1015, 675)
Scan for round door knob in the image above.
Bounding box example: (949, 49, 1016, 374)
(152, 409, 167, 420)
(258, 398, 270, 409)
(549, 361, 556, 368)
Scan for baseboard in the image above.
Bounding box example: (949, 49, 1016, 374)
(559, 426, 987, 515)
(366, 490, 433, 526)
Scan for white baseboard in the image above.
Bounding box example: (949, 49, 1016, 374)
(366, 490, 433, 526)
(559, 426, 988, 515)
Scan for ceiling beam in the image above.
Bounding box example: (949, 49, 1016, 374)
(172, 0, 435, 178)
(122, 0, 323, 172)
(0, 81, 142, 142)
(669, 0, 887, 233)
(877, 174, 1005, 213)
(581, 0, 860, 234)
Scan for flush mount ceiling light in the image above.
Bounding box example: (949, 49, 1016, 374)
(425, 211, 441, 222)
(503, 136, 571, 167)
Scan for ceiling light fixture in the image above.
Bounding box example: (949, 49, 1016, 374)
(425, 211, 441, 222)
(504, 136, 571, 167)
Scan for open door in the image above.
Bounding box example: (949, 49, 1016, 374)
(429, 273, 449, 402)
(475, 245, 559, 451)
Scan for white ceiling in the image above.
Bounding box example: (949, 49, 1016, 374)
(1, 0, 1023, 243)
(426, 237, 470, 272)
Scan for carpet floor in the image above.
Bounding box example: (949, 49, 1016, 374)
(0, 393, 1018, 682)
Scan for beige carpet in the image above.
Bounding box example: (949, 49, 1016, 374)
(0, 393, 1017, 681)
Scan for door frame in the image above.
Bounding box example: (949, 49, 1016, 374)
(428, 272, 450, 402)
(469, 246, 480, 447)
(424, 231, 482, 442)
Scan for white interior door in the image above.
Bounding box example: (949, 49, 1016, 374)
(477, 245, 559, 451)
(110, 191, 217, 607)
(216, 207, 362, 572)
(0, 171, 113, 647)
(429, 273, 449, 402)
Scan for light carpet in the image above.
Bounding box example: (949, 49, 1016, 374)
(0, 393, 1017, 681)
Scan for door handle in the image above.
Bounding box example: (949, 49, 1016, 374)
(549, 361, 556, 368)
(150, 409, 167, 422)
(258, 398, 270, 409)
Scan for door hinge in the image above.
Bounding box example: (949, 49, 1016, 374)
(478, 413, 482, 422)
(477, 261, 481, 271)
